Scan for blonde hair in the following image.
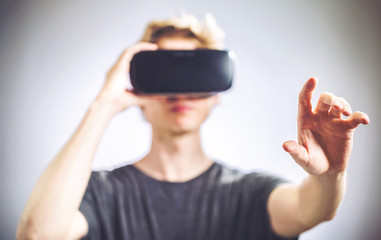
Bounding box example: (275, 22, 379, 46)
(140, 13, 225, 49)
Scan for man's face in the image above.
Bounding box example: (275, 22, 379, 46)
(140, 35, 220, 135)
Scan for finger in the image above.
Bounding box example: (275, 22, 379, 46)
(344, 111, 370, 128)
(316, 92, 339, 113)
(115, 42, 158, 69)
(134, 93, 161, 108)
(124, 89, 146, 106)
(328, 97, 344, 118)
(336, 97, 353, 117)
(135, 94, 149, 108)
(122, 90, 153, 109)
(298, 77, 318, 113)
(283, 140, 309, 168)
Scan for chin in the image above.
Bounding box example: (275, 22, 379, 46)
(170, 123, 201, 135)
(150, 113, 208, 135)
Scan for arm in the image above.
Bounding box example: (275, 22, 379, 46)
(16, 43, 158, 240)
(268, 77, 369, 237)
(268, 172, 346, 237)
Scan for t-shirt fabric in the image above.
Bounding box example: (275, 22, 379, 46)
(79, 161, 298, 240)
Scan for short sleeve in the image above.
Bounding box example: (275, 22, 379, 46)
(79, 172, 104, 240)
(244, 172, 298, 240)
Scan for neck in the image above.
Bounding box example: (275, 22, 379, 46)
(134, 127, 214, 182)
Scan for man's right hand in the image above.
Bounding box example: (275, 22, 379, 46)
(16, 42, 158, 240)
(96, 42, 158, 115)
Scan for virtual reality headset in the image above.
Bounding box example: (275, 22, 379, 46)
(129, 49, 235, 95)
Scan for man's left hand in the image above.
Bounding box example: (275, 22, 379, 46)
(283, 77, 370, 175)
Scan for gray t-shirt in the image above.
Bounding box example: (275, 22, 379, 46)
(79, 161, 298, 240)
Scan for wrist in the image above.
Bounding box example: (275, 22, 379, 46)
(310, 170, 347, 184)
(90, 96, 120, 120)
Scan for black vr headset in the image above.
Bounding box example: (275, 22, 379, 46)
(129, 49, 235, 95)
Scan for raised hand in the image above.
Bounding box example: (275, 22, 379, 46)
(96, 42, 158, 115)
(283, 77, 370, 175)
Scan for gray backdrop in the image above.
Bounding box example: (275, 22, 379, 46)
(1, 0, 380, 239)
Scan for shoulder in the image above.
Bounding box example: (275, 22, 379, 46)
(86, 164, 138, 192)
(213, 161, 289, 197)
(89, 164, 135, 179)
(215, 161, 287, 185)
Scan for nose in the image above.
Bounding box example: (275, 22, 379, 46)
(165, 95, 190, 103)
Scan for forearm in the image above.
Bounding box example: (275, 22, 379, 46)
(268, 171, 346, 237)
(297, 171, 347, 228)
(17, 99, 116, 239)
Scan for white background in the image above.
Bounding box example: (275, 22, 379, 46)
(1, 0, 380, 239)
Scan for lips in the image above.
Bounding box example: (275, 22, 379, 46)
(170, 105, 193, 113)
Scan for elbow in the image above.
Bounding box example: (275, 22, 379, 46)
(16, 218, 42, 240)
(309, 210, 336, 228)
(17, 221, 71, 240)
(16, 219, 57, 240)
(16, 219, 38, 240)
(324, 211, 337, 222)
(298, 210, 337, 233)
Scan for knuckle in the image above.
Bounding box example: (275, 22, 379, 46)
(322, 92, 335, 99)
(338, 97, 348, 103)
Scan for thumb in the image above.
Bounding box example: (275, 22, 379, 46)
(283, 140, 309, 169)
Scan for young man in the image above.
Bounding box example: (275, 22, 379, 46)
(17, 14, 369, 240)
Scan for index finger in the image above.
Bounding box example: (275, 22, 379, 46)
(298, 77, 318, 112)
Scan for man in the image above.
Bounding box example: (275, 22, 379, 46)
(17, 14, 369, 240)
